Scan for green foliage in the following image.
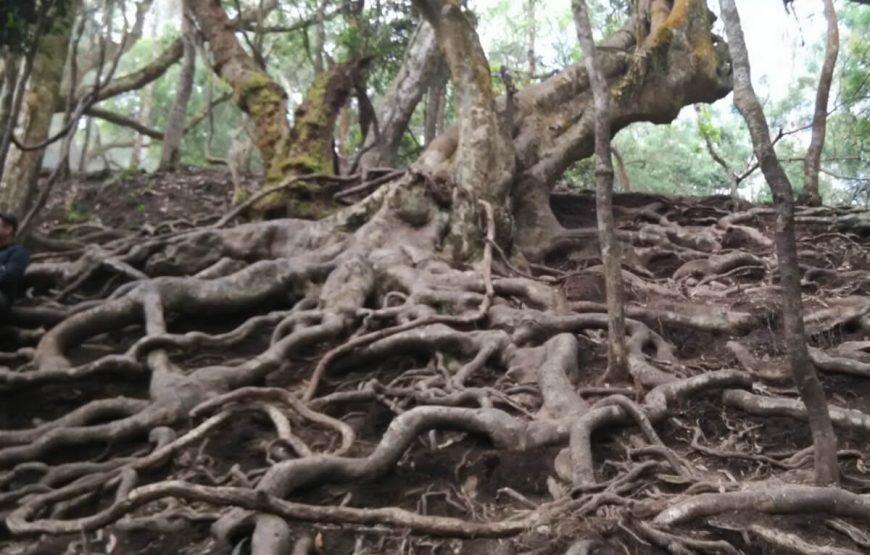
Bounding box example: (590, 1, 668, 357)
(695, 106, 721, 143)
(63, 204, 86, 221)
(63, 0, 869, 208)
(0, 0, 70, 53)
(825, 3, 870, 205)
(596, 102, 755, 198)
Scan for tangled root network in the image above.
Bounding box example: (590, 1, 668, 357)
(3, 184, 870, 555)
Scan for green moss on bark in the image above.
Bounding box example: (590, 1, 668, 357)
(250, 58, 370, 219)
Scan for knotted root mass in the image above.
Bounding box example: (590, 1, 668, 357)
(2, 187, 870, 555)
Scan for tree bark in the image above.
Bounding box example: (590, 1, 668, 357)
(189, 0, 290, 176)
(0, 53, 21, 157)
(359, 21, 443, 170)
(527, 0, 537, 80)
(258, 58, 369, 216)
(313, 0, 327, 75)
(424, 73, 447, 146)
(718, 0, 839, 486)
(129, 17, 159, 172)
(612, 147, 631, 192)
(159, 1, 196, 171)
(77, 117, 93, 173)
(0, 3, 77, 216)
(412, 0, 516, 257)
(801, 0, 838, 207)
(509, 0, 733, 255)
(190, 0, 369, 217)
(571, 0, 629, 381)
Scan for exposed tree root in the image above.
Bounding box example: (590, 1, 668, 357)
(8, 479, 538, 537)
(655, 485, 870, 526)
(723, 390, 870, 432)
(3, 186, 869, 554)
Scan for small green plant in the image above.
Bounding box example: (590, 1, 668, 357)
(136, 203, 146, 213)
(436, 301, 454, 315)
(64, 205, 85, 221)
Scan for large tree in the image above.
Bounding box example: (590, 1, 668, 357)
(9, 2, 870, 554)
(190, 0, 732, 251)
(9, 0, 731, 544)
(0, 0, 78, 215)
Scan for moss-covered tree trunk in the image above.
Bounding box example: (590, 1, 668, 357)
(0, 53, 21, 159)
(189, 0, 368, 218)
(195, 0, 730, 256)
(0, 4, 77, 216)
(188, 0, 290, 179)
(259, 58, 369, 218)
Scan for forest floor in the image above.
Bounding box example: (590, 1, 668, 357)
(2, 169, 870, 555)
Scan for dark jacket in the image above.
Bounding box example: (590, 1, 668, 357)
(0, 243, 29, 302)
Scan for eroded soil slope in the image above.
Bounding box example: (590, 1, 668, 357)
(2, 172, 870, 555)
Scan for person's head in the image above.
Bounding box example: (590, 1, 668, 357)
(0, 213, 18, 243)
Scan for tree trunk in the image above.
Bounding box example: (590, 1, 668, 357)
(718, 0, 839, 486)
(197, 0, 730, 244)
(0, 53, 21, 154)
(424, 74, 447, 146)
(572, 0, 629, 381)
(159, 1, 196, 171)
(412, 0, 516, 257)
(129, 17, 159, 172)
(259, 58, 369, 216)
(509, 0, 733, 255)
(359, 21, 443, 170)
(77, 116, 93, 173)
(0, 25, 41, 190)
(801, 0, 838, 207)
(188, 0, 289, 177)
(0, 3, 77, 216)
(313, 0, 327, 75)
(189, 0, 368, 218)
(612, 147, 631, 192)
(527, 0, 537, 80)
